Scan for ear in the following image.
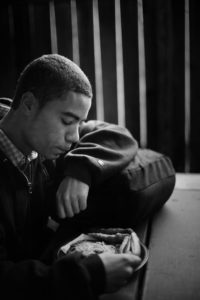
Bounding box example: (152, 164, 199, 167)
(20, 92, 38, 115)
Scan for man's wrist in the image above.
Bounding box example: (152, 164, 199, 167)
(64, 162, 92, 186)
(81, 254, 106, 294)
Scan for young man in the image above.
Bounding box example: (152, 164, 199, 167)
(0, 54, 141, 300)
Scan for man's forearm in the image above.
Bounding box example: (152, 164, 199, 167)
(61, 121, 138, 186)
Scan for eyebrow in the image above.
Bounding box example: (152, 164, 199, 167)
(62, 112, 86, 121)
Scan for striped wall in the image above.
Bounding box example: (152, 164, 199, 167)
(0, 0, 200, 173)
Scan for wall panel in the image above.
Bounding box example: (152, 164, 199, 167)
(190, 0, 200, 172)
(0, 0, 199, 172)
(121, 0, 140, 141)
(98, 0, 118, 124)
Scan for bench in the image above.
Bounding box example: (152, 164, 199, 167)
(100, 173, 200, 300)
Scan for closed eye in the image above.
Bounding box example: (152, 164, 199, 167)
(61, 116, 87, 126)
(61, 119, 74, 125)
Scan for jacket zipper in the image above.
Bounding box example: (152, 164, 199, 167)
(21, 161, 49, 194)
(22, 173, 32, 194)
(41, 163, 49, 180)
(19, 163, 33, 194)
(28, 162, 33, 194)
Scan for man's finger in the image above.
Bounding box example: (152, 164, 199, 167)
(56, 199, 67, 219)
(63, 199, 74, 218)
(128, 254, 142, 267)
(56, 191, 74, 218)
(71, 197, 80, 214)
(79, 195, 87, 211)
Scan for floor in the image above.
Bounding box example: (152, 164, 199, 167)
(100, 173, 200, 300)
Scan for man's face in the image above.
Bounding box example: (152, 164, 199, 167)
(26, 91, 91, 159)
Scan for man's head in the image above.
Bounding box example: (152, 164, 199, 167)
(1, 54, 92, 159)
(12, 54, 93, 109)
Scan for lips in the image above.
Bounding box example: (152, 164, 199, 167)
(57, 146, 71, 153)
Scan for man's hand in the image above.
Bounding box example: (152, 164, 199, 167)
(99, 253, 141, 293)
(56, 176, 89, 218)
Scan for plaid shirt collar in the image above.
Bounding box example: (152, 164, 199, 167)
(0, 129, 38, 167)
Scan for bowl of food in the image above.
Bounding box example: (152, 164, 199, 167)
(134, 241, 149, 272)
(58, 227, 149, 272)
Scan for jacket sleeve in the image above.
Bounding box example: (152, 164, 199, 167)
(0, 222, 105, 300)
(59, 120, 138, 186)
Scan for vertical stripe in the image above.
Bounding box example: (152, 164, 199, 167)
(8, 5, 15, 46)
(115, 0, 125, 127)
(8, 5, 16, 70)
(137, 0, 147, 148)
(184, 0, 190, 172)
(49, 0, 58, 54)
(71, 0, 80, 65)
(92, 0, 104, 120)
(28, 3, 35, 57)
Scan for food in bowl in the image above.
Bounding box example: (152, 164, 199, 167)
(62, 227, 148, 271)
(67, 240, 117, 256)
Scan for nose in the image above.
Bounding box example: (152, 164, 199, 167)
(65, 124, 80, 144)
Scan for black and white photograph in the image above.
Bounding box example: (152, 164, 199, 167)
(0, 1, 199, 299)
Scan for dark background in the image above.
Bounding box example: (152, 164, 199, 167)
(0, 0, 199, 173)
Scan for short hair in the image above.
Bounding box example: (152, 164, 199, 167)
(12, 54, 93, 109)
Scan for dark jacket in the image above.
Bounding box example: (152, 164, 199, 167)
(0, 117, 138, 300)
